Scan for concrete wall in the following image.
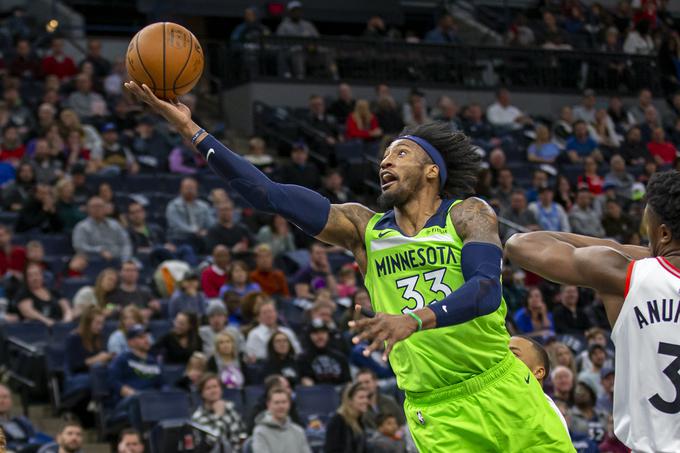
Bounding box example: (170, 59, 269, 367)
(222, 81, 666, 135)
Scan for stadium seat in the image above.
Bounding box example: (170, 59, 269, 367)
(162, 364, 185, 388)
(295, 384, 340, 423)
(50, 321, 78, 344)
(130, 391, 191, 432)
(2, 322, 50, 348)
(59, 278, 92, 300)
(243, 385, 265, 410)
(149, 319, 172, 340)
(222, 387, 244, 414)
(37, 234, 73, 256)
(334, 140, 364, 164)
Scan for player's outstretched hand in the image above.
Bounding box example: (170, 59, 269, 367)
(349, 305, 420, 361)
(124, 81, 192, 132)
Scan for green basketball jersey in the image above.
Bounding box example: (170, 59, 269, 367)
(363, 198, 509, 393)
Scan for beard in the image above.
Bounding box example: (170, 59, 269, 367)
(377, 177, 423, 211)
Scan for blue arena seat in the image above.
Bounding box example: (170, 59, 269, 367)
(50, 321, 78, 344)
(59, 278, 92, 300)
(131, 391, 191, 432)
(2, 322, 50, 347)
(162, 364, 185, 388)
(295, 384, 341, 424)
(149, 319, 172, 340)
(243, 385, 265, 411)
(223, 387, 244, 414)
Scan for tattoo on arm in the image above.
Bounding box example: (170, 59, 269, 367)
(317, 203, 374, 251)
(451, 197, 502, 247)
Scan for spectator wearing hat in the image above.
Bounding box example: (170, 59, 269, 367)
(298, 320, 351, 386)
(200, 300, 244, 356)
(249, 244, 289, 298)
(528, 186, 570, 232)
(166, 177, 214, 248)
(109, 324, 163, 413)
(246, 298, 302, 361)
(93, 122, 138, 175)
(568, 188, 605, 238)
(578, 344, 608, 398)
(72, 196, 132, 260)
(204, 199, 253, 253)
(128, 116, 172, 172)
(168, 270, 207, 319)
(277, 141, 321, 190)
(596, 368, 614, 415)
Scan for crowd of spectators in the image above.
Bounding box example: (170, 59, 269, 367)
(0, 3, 677, 453)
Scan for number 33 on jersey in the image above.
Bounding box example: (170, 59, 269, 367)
(363, 199, 509, 393)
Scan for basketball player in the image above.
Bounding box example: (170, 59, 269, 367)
(125, 81, 573, 452)
(509, 335, 569, 434)
(505, 171, 680, 452)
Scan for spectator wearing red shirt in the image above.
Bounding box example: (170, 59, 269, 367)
(0, 225, 26, 278)
(41, 38, 78, 80)
(0, 125, 25, 164)
(345, 99, 382, 141)
(576, 156, 604, 195)
(8, 39, 42, 80)
(647, 127, 678, 165)
(249, 244, 290, 297)
(201, 245, 230, 298)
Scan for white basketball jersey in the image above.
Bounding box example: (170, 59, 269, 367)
(611, 257, 680, 453)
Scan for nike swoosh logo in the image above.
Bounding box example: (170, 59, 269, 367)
(377, 231, 390, 238)
(524, 373, 531, 384)
(206, 148, 215, 160)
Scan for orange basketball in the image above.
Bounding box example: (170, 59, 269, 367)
(125, 22, 204, 100)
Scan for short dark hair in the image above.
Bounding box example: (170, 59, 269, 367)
(356, 368, 377, 380)
(376, 413, 397, 427)
(118, 428, 142, 443)
(264, 374, 286, 391)
(58, 420, 82, 434)
(647, 171, 680, 240)
(516, 335, 551, 378)
(398, 121, 481, 198)
(573, 119, 587, 128)
(266, 386, 290, 403)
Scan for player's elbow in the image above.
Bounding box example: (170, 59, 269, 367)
(505, 233, 528, 260)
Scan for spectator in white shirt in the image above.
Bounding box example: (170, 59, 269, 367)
(572, 89, 597, 124)
(486, 88, 532, 132)
(623, 20, 654, 55)
(245, 298, 301, 361)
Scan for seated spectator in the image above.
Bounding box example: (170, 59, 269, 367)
(500, 190, 539, 241)
(623, 19, 654, 55)
(12, 263, 72, 326)
(31, 138, 62, 184)
(191, 374, 246, 450)
(578, 345, 608, 398)
(568, 188, 605, 238)
(93, 123, 138, 175)
(355, 368, 405, 430)
(67, 73, 105, 120)
(175, 352, 208, 392)
(570, 382, 607, 444)
(527, 124, 560, 164)
(294, 242, 338, 294)
(433, 95, 462, 131)
(374, 95, 404, 137)
(319, 169, 355, 204)
(243, 136, 276, 175)
(128, 116, 171, 172)
(245, 298, 302, 361)
(555, 175, 574, 213)
(219, 261, 261, 298)
(253, 387, 310, 453)
(169, 136, 205, 175)
(116, 429, 144, 453)
(39, 421, 83, 453)
(250, 244, 289, 297)
(368, 414, 407, 453)
(596, 368, 614, 416)
(619, 126, 649, 166)
(607, 96, 635, 132)
(304, 94, 340, 154)
(72, 196, 132, 260)
(403, 95, 431, 128)
(0, 125, 26, 165)
(345, 99, 382, 141)
(640, 106, 661, 145)
(152, 311, 203, 365)
(336, 265, 358, 299)
(262, 331, 301, 387)
(647, 127, 678, 165)
(3, 162, 35, 211)
(328, 83, 355, 124)
(109, 324, 163, 411)
(0, 383, 51, 451)
(200, 299, 244, 356)
(601, 199, 635, 243)
(512, 287, 554, 339)
(490, 168, 515, 211)
(553, 285, 592, 335)
(55, 178, 85, 232)
(278, 142, 321, 190)
(603, 155, 634, 200)
(246, 374, 302, 434)
(205, 199, 253, 253)
(165, 177, 213, 249)
(107, 305, 150, 355)
(577, 157, 604, 195)
(108, 260, 160, 319)
(41, 37, 77, 80)
(566, 120, 600, 163)
(93, 268, 119, 316)
(9, 39, 42, 80)
(528, 186, 571, 232)
(206, 332, 244, 389)
(572, 89, 597, 124)
(550, 366, 575, 406)
(298, 321, 350, 386)
(168, 271, 207, 320)
(590, 108, 621, 150)
(424, 13, 460, 44)
(256, 215, 297, 258)
(324, 383, 369, 453)
(0, 224, 25, 287)
(486, 88, 532, 132)
(15, 183, 62, 233)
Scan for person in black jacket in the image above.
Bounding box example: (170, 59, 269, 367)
(553, 285, 592, 335)
(15, 183, 63, 233)
(298, 322, 350, 386)
(277, 142, 321, 190)
(261, 330, 301, 387)
(324, 382, 369, 453)
(152, 311, 203, 365)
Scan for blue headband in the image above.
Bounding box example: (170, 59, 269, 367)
(397, 135, 448, 190)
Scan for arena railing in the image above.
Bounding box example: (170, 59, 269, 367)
(216, 35, 660, 94)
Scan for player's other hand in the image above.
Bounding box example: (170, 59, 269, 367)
(349, 305, 419, 361)
(124, 81, 192, 131)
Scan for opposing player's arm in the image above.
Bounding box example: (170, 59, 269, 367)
(505, 231, 630, 324)
(124, 81, 370, 252)
(523, 231, 650, 260)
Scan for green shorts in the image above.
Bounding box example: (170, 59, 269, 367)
(403, 352, 575, 453)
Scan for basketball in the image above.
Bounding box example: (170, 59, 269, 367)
(125, 22, 204, 100)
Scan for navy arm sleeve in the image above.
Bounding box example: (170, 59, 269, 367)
(427, 242, 503, 328)
(196, 134, 331, 236)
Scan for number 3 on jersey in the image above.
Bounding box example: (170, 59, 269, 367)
(397, 268, 452, 314)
